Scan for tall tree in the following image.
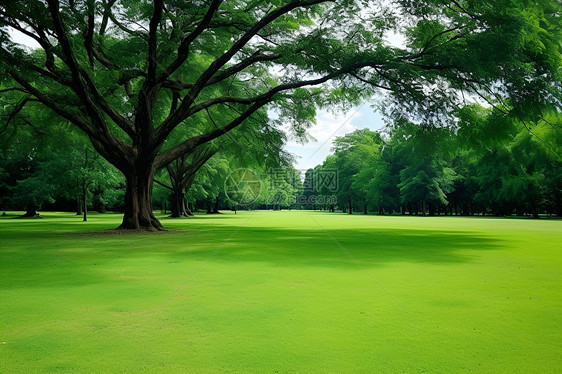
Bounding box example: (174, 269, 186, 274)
(331, 128, 383, 213)
(1, 0, 558, 229)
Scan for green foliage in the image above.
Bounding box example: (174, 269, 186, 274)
(0, 102, 123, 212)
(0, 0, 560, 227)
(316, 107, 561, 216)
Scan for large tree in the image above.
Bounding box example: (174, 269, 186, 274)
(0, 0, 558, 229)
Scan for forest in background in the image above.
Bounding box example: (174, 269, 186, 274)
(0, 0, 560, 226)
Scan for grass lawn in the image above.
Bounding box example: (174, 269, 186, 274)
(1, 210, 561, 373)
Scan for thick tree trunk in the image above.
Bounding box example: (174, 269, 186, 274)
(348, 200, 352, 215)
(22, 201, 38, 217)
(170, 192, 192, 217)
(119, 168, 162, 230)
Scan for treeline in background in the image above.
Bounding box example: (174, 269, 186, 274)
(303, 106, 561, 217)
(1, 104, 560, 218)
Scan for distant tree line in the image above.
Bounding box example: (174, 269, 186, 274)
(303, 106, 562, 217)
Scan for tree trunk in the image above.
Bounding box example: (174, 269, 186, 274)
(428, 202, 435, 216)
(170, 192, 192, 217)
(76, 196, 82, 215)
(213, 196, 220, 214)
(532, 204, 540, 219)
(82, 180, 87, 222)
(166, 149, 214, 218)
(184, 200, 194, 216)
(119, 167, 162, 230)
(22, 201, 38, 217)
(348, 200, 352, 215)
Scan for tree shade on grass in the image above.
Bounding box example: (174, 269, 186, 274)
(0, 211, 561, 373)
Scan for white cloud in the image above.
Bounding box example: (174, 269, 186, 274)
(286, 108, 361, 147)
(283, 106, 384, 170)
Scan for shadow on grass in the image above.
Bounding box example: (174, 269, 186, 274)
(179, 226, 502, 268)
(0, 214, 503, 290)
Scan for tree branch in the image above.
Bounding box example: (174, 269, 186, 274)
(158, 0, 224, 82)
(99, 0, 117, 35)
(0, 96, 31, 135)
(155, 102, 264, 169)
(84, 0, 95, 66)
(162, 0, 332, 139)
(155, 62, 360, 168)
(0, 87, 29, 94)
(205, 107, 247, 153)
(105, 7, 147, 39)
(2, 19, 56, 70)
(448, 0, 480, 21)
(161, 51, 281, 93)
(156, 59, 379, 146)
(154, 179, 173, 191)
(8, 69, 134, 172)
(44, 0, 136, 139)
(45, 0, 108, 129)
(147, 0, 164, 85)
(7, 69, 94, 136)
(351, 72, 392, 90)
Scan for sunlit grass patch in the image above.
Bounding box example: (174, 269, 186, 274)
(1, 211, 561, 373)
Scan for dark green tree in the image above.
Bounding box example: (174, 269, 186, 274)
(1, 0, 558, 229)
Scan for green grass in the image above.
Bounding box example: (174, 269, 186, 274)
(1, 211, 561, 373)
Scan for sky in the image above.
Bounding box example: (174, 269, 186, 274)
(283, 105, 386, 171)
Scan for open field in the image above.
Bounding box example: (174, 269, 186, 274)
(1, 211, 561, 373)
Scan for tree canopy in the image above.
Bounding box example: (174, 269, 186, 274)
(1, 0, 559, 229)
(313, 108, 561, 217)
